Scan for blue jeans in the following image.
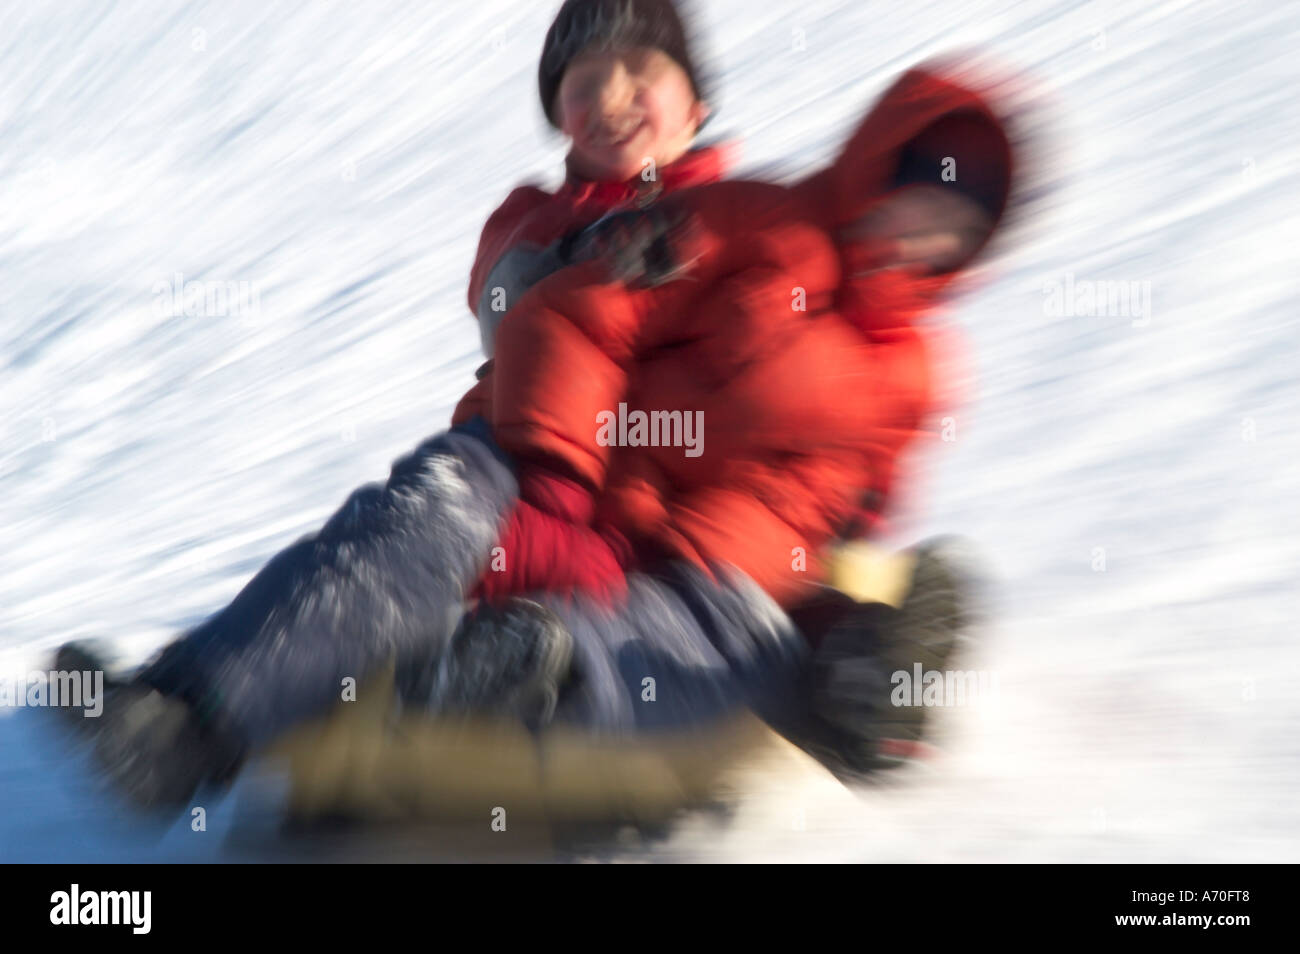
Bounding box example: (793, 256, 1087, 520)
(544, 563, 807, 733)
(139, 418, 808, 747)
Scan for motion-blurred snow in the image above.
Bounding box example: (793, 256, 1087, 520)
(1, 0, 1297, 861)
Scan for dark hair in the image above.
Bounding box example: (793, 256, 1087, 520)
(538, 0, 708, 128)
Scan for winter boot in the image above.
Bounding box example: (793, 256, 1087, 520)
(808, 536, 985, 776)
(52, 640, 246, 815)
(430, 597, 574, 729)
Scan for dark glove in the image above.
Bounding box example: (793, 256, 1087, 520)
(558, 202, 700, 289)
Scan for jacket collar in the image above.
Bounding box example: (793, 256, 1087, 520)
(560, 141, 737, 209)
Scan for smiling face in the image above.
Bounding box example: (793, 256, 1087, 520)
(555, 45, 709, 182)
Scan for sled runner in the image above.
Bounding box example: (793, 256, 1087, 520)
(269, 677, 788, 826)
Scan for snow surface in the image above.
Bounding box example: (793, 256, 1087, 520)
(2, 0, 1297, 861)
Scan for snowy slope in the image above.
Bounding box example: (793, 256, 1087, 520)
(2, 0, 1297, 861)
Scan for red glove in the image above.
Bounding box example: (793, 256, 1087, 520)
(474, 465, 634, 606)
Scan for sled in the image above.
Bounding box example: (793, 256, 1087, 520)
(265, 543, 913, 830)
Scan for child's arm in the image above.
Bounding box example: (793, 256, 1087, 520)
(467, 185, 566, 360)
(471, 197, 698, 365)
(473, 467, 635, 606)
(623, 451, 873, 609)
(454, 191, 683, 606)
(457, 201, 657, 606)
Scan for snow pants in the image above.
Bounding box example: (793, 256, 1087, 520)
(138, 418, 808, 749)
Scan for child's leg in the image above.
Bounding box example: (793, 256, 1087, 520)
(136, 418, 518, 749)
(545, 563, 810, 733)
(537, 543, 978, 770)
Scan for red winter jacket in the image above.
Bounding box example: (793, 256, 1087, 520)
(455, 64, 1015, 609)
(458, 145, 735, 605)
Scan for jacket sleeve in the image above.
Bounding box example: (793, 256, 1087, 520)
(467, 186, 553, 314)
(474, 468, 635, 606)
(654, 450, 873, 609)
(489, 260, 643, 491)
(467, 185, 564, 357)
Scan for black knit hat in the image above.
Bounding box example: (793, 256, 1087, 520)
(538, 0, 707, 128)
